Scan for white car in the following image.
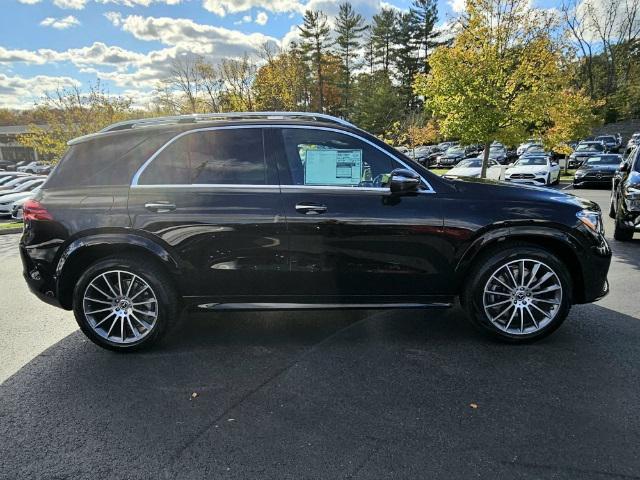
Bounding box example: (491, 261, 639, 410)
(0, 177, 46, 198)
(443, 158, 502, 179)
(0, 187, 41, 216)
(10, 188, 41, 219)
(17, 161, 50, 174)
(505, 156, 561, 186)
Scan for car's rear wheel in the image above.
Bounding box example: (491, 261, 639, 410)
(72, 255, 178, 351)
(463, 245, 572, 343)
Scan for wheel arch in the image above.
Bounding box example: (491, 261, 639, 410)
(56, 233, 183, 310)
(456, 227, 586, 304)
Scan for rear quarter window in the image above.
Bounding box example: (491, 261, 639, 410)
(45, 130, 177, 188)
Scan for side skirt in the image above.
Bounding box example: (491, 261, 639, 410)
(195, 302, 454, 312)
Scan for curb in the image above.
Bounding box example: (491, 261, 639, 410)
(0, 227, 22, 235)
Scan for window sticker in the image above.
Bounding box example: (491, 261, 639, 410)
(304, 149, 363, 186)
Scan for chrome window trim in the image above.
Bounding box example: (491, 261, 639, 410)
(130, 124, 435, 193)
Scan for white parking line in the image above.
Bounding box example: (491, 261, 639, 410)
(562, 184, 573, 190)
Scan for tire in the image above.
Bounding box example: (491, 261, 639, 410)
(462, 244, 572, 343)
(72, 255, 179, 351)
(613, 217, 634, 241)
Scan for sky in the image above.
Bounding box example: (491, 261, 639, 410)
(0, 0, 558, 111)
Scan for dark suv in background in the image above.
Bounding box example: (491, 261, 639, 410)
(21, 112, 611, 351)
(610, 146, 640, 241)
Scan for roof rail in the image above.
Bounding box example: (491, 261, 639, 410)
(99, 111, 355, 133)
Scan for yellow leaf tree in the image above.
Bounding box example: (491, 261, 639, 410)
(413, 0, 577, 178)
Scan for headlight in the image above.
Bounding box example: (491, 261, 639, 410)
(574, 170, 586, 177)
(535, 171, 547, 176)
(624, 186, 640, 198)
(577, 209, 603, 233)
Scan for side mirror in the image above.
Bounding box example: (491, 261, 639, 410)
(389, 168, 420, 194)
(551, 162, 558, 166)
(619, 162, 630, 173)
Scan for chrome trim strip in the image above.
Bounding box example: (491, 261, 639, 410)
(197, 302, 453, 310)
(130, 124, 435, 193)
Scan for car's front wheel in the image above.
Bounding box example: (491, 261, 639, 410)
(463, 245, 572, 343)
(72, 255, 178, 351)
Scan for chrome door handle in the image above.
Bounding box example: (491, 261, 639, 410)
(145, 202, 176, 213)
(295, 203, 327, 215)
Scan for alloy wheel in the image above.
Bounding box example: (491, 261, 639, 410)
(83, 270, 158, 344)
(483, 259, 562, 335)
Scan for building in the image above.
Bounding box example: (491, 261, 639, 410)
(0, 125, 43, 164)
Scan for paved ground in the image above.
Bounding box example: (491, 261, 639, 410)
(1, 186, 640, 479)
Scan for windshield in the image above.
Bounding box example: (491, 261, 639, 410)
(585, 156, 621, 166)
(576, 143, 603, 152)
(515, 157, 547, 166)
(595, 136, 615, 142)
(456, 159, 482, 168)
(446, 146, 464, 155)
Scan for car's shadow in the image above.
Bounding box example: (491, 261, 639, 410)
(1, 305, 639, 479)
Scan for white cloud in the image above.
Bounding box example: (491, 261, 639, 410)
(447, 0, 465, 14)
(53, 0, 87, 9)
(40, 15, 81, 29)
(202, 0, 303, 16)
(106, 14, 278, 56)
(96, 0, 183, 6)
(17, 0, 42, 4)
(0, 73, 81, 109)
(255, 11, 268, 25)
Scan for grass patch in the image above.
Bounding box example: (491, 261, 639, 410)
(0, 221, 22, 230)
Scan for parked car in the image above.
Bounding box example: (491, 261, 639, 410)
(573, 154, 622, 188)
(520, 145, 547, 158)
(0, 159, 16, 171)
(0, 172, 28, 185)
(443, 158, 501, 179)
(434, 145, 477, 167)
(568, 142, 606, 168)
(609, 146, 640, 241)
(627, 133, 640, 150)
(516, 139, 539, 156)
(0, 187, 41, 216)
(505, 156, 561, 186)
(0, 175, 37, 192)
(594, 135, 619, 153)
(20, 112, 611, 351)
(487, 145, 508, 164)
(412, 145, 438, 166)
(17, 161, 51, 175)
(0, 177, 46, 198)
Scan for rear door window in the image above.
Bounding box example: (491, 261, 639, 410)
(138, 128, 267, 185)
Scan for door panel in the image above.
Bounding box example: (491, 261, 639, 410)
(128, 186, 287, 298)
(127, 127, 287, 300)
(267, 127, 448, 301)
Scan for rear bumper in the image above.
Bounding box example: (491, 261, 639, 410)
(20, 243, 64, 309)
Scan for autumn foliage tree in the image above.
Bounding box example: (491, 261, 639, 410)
(414, 0, 596, 177)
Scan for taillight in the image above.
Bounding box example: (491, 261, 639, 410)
(23, 199, 53, 221)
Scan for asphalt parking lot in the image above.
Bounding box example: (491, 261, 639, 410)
(1, 186, 639, 480)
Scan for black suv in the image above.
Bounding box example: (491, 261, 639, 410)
(610, 146, 640, 241)
(20, 112, 611, 351)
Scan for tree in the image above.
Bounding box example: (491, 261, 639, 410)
(414, 0, 579, 178)
(299, 10, 331, 112)
(410, 0, 440, 73)
(253, 46, 308, 111)
(351, 71, 402, 134)
(335, 2, 368, 118)
(395, 12, 421, 110)
(543, 89, 602, 174)
(371, 8, 397, 74)
(218, 53, 257, 112)
(168, 54, 202, 113)
(18, 83, 134, 161)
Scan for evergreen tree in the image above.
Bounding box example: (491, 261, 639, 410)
(395, 12, 421, 110)
(410, 0, 440, 74)
(371, 8, 397, 74)
(299, 10, 332, 112)
(335, 2, 368, 118)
